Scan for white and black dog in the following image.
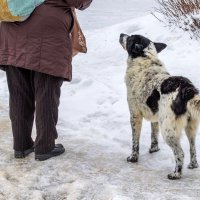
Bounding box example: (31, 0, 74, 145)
(119, 33, 200, 180)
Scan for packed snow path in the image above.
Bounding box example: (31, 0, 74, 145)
(1, 0, 200, 199)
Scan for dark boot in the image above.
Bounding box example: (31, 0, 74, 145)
(35, 144, 65, 161)
(15, 146, 34, 158)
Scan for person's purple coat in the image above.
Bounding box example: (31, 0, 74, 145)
(0, 0, 92, 81)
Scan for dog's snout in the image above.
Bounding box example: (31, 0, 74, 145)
(119, 33, 126, 44)
(119, 33, 129, 50)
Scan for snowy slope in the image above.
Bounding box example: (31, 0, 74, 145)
(1, 1, 200, 199)
(77, 0, 157, 30)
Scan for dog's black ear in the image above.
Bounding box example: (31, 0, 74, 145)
(154, 43, 167, 53)
(135, 44, 143, 53)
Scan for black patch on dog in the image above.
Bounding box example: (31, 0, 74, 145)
(161, 76, 199, 116)
(177, 165, 182, 173)
(146, 89, 160, 114)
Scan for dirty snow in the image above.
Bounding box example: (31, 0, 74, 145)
(0, 0, 200, 199)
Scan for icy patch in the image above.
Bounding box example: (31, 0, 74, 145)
(1, 2, 200, 199)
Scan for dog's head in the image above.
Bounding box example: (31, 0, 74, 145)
(119, 34, 167, 58)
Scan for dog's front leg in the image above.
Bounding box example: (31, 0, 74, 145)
(149, 122, 160, 153)
(127, 113, 142, 163)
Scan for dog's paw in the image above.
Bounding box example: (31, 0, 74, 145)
(127, 155, 138, 163)
(188, 162, 199, 169)
(149, 145, 160, 154)
(167, 172, 181, 180)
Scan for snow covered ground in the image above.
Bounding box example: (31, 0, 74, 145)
(1, 0, 200, 199)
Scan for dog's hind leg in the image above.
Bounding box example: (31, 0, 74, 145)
(161, 123, 184, 180)
(165, 134, 184, 180)
(127, 113, 142, 163)
(185, 118, 199, 169)
(149, 122, 160, 153)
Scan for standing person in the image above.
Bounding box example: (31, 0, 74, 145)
(0, 0, 93, 161)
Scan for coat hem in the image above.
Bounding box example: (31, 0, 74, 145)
(0, 63, 72, 82)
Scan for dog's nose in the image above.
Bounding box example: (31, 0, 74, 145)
(120, 33, 126, 38)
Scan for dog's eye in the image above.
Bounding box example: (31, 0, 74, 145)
(135, 44, 143, 52)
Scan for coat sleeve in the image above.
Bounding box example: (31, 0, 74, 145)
(65, 0, 93, 10)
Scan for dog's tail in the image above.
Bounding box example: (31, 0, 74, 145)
(187, 95, 200, 119)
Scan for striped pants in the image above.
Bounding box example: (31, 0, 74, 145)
(6, 66, 63, 154)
